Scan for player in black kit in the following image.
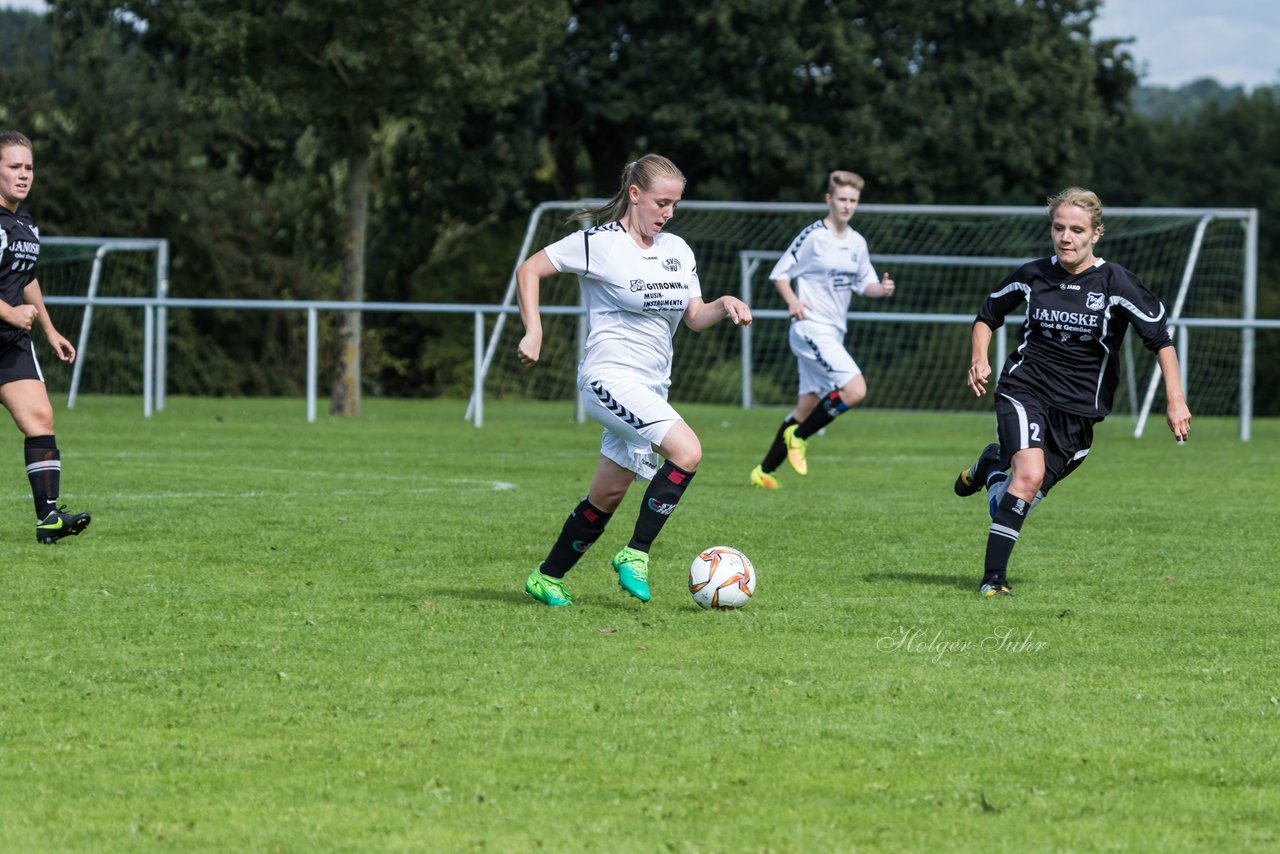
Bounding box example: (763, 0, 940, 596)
(0, 131, 91, 543)
(953, 187, 1190, 596)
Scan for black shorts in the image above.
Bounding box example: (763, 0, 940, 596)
(0, 338, 45, 386)
(993, 387, 1097, 496)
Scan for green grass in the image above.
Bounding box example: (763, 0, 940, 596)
(1, 396, 1278, 851)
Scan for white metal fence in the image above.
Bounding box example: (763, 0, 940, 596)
(37, 293, 1280, 440)
(39, 208, 1273, 440)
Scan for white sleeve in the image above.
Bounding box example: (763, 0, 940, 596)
(542, 230, 589, 276)
(855, 234, 879, 293)
(767, 252, 793, 282)
(768, 229, 810, 280)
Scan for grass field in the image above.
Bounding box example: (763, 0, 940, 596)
(1, 396, 1277, 851)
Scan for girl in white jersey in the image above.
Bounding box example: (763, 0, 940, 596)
(749, 170, 896, 489)
(515, 154, 752, 606)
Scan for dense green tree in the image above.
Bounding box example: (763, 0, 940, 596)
(7, 2, 1274, 411)
(545, 0, 1135, 204)
(100, 0, 567, 413)
(7, 5, 328, 397)
(1093, 84, 1280, 413)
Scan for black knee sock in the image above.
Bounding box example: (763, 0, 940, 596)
(628, 461, 696, 552)
(541, 498, 613, 578)
(25, 435, 60, 521)
(794, 391, 850, 440)
(983, 489, 1031, 583)
(760, 416, 797, 473)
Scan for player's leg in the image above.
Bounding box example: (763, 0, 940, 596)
(752, 393, 815, 488)
(578, 376, 692, 602)
(954, 441, 1005, 497)
(526, 455, 634, 607)
(608, 420, 700, 601)
(782, 326, 860, 476)
(1032, 410, 1095, 503)
(794, 372, 864, 440)
(978, 393, 1048, 596)
(787, 359, 861, 455)
(751, 414, 794, 490)
(983, 447, 1044, 593)
(0, 353, 91, 544)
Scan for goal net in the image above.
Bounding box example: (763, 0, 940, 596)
(479, 201, 1255, 432)
(38, 238, 167, 406)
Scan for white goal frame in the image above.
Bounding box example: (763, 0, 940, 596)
(40, 237, 170, 415)
(475, 201, 1259, 440)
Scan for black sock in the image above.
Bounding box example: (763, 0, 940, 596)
(760, 416, 796, 473)
(25, 435, 60, 521)
(983, 489, 1031, 584)
(794, 391, 850, 440)
(628, 461, 696, 552)
(541, 498, 612, 578)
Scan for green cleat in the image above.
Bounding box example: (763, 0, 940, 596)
(611, 546, 651, 602)
(782, 424, 809, 476)
(750, 464, 779, 490)
(525, 568, 573, 606)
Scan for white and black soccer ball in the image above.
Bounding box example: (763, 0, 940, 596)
(688, 546, 756, 610)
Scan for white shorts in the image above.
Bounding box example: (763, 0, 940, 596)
(789, 320, 861, 396)
(579, 373, 681, 481)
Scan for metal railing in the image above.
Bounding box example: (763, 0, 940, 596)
(41, 294, 1280, 439)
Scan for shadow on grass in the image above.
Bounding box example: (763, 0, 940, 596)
(438, 585, 646, 611)
(869, 570, 975, 591)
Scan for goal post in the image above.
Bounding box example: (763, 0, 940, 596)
(38, 238, 169, 414)
(477, 201, 1256, 438)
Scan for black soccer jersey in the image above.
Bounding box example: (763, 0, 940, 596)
(0, 206, 40, 349)
(977, 256, 1173, 419)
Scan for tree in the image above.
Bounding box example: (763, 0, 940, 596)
(104, 0, 567, 413)
(543, 0, 1136, 205)
(1093, 85, 1280, 414)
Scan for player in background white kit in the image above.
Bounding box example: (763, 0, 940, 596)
(515, 154, 752, 606)
(749, 170, 896, 489)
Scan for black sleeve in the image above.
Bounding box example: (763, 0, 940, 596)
(975, 266, 1032, 330)
(1111, 265, 1173, 353)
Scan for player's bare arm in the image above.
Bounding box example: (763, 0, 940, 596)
(773, 277, 807, 320)
(515, 250, 555, 366)
(967, 321, 994, 396)
(863, 272, 895, 298)
(1, 301, 37, 331)
(1157, 345, 1191, 441)
(684, 296, 751, 332)
(23, 279, 75, 362)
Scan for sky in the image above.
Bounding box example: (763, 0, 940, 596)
(1091, 0, 1280, 89)
(3, 0, 1279, 91)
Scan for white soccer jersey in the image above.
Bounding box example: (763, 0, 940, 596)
(769, 220, 878, 334)
(544, 221, 701, 387)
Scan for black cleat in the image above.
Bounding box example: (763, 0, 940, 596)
(36, 506, 91, 544)
(955, 443, 1002, 497)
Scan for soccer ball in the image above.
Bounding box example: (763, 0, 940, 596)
(688, 546, 756, 610)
